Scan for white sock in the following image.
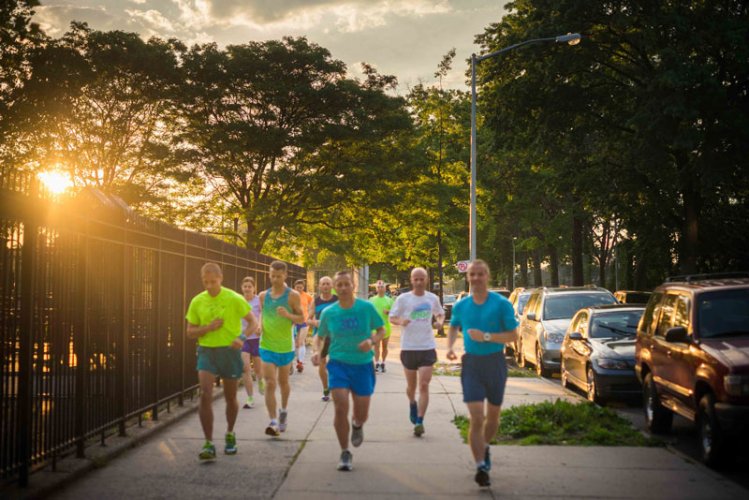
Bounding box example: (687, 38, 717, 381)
(270, 419, 278, 425)
(298, 345, 306, 362)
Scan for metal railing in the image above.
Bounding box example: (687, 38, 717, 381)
(0, 172, 305, 486)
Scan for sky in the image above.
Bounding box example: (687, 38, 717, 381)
(32, 0, 508, 91)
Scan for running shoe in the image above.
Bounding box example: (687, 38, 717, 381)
(258, 378, 265, 395)
(243, 396, 255, 409)
(199, 441, 216, 461)
(296, 360, 304, 373)
(475, 464, 491, 487)
(337, 450, 353, 471)
(224, 432, 237, 455)
(409, 402, 418, 424)
(351, 424, 364, 447)
(380, 363, 386, 373)
(321, 389, 330, 402)
(279, 409, 288, 432)
(375, 362, 381, 373)
(414, 423, 425, 437)
(265, 422, 280, 437)
(484, 446, 491, 471)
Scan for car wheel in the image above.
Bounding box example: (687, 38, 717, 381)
(516, 338, 525, 367)
(643, 373, 673, 433)
(698, 393, 726, 468)
(536, 344, 551, 378)
(586, 367, 604, 405)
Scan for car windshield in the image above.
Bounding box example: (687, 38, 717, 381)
(590, 310, 644, 339)
(517, 293, 531, 315)
(443, 295, 457, 305)
(698, 289, 749, 339)
(543, 293, 617, 320)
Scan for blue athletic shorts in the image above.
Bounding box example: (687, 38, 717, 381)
(461, 352, 508, 406)
(294, 322, 308, 333)
(196, 346, 244, 379)
(259, 348, 295, 367)
(327, 359, 376, 397)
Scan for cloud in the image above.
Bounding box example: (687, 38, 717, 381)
(34, 4, 115, 36)
(125, 9, 177, 34)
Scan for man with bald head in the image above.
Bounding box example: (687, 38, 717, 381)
(389, 267, 444, 437)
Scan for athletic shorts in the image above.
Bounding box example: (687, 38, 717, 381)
(400, 349, 437, 370)
(197, 346, 243, 379)
(327, 359, 376, 396)
(294, 322, 308, 333)
(461, 352, 508, 406)
(259, 348, 295, 367)
(242, 338, 260, 356)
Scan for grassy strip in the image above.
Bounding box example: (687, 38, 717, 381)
(453, 399, 661, 446)
(433, 362, 537, 378)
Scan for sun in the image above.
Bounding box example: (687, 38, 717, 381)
(38, 170, 73, 195)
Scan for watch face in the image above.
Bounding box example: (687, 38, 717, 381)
(483, 333, 491, 341)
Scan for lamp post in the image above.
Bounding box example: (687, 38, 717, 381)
(469, 33, 581, 261)
(512, 236, 517, 290)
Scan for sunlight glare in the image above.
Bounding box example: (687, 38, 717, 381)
(38, 170, 73, 195)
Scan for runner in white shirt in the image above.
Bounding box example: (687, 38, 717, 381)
(389, 267, 444, 437)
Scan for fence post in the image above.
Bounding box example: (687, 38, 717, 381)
(17, 179, 39, 487)
(117, 229, 129, 436)
(74, 232, 89, 457)
(152, 230, 161, 420)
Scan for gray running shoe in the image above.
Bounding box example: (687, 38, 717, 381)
(279, 410, 288, 432)
(351, 424, 364, 447)
(337, 450, 353, 471)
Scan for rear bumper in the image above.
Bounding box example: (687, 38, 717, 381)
(595, 370, 641, 398)
(541, 347, 561, 371)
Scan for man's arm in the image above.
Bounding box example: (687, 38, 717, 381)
(242, 311, 259, 337)
(186, 319, 222, 339)
(359, 326, 385, 352)
(446, 325, 460, 360)
(280, 290, 306, 324)
(466, 328, 518, 344)
(307, 300, 318, 328)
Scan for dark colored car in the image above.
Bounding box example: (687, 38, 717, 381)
(561, 304, 645, 404)
(614, 290, 652, 304)
(634, 274, 749, 466)
(517, 287, 618, 377)
(442, 293, 458, 321)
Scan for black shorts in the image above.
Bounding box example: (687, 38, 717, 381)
(461, 352, 508, 406)
(320, 336, 331, 359)
(400, 349, 437, 370)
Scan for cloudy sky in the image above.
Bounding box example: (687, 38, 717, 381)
(33, 0, 508, 91)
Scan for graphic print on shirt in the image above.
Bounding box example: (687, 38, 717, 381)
(410, 302, 433, 322)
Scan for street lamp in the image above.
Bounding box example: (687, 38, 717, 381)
(469, 33, 581, 261)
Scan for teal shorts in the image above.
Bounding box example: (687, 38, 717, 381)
(196, 346, 243, 379)
(259, 348, 295, 367)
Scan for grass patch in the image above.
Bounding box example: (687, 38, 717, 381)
(453, 399, 662, 446)
(433, 362, 537, 378)
(507, 367, 537, 378)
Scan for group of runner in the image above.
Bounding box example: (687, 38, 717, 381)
(185, 258, 518, 488)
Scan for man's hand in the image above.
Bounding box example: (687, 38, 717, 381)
(276, 306, 290, 318)
(467, 328, 485, 342)
(208, 318, 224, 332)
(311, 352, 321, 367)
(401, 319, 411, 327)
(358, 338, 374, 352)
(446, 349, 458, 361)
(230, 338, 243, 350)
(432, 319, 444, 331)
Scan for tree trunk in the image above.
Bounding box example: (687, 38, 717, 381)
(548, 245, 560, 287)
(681, 189, 701, 274)
(519, 251, 528, 287)
(572, 214, 584, 286)
(531, 249, 543, 287)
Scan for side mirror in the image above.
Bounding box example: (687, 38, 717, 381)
(665, 326, 689, 343)
(569, 332, 584, 341)
(527, 313, 537, 321)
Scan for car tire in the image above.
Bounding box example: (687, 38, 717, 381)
(536, 344, 551, 378)
(586, 367, 605, 405)
(516, 338, 525, 368)
(698, 393, 726, 468)
(643, 373, 672, 434)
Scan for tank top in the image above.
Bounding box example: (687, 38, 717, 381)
(260, 287, 294, 353)
(313, 295, 338, 335)
(241, 295, 261, 340)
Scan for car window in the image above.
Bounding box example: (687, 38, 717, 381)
(525, 293, 540, 318)
(517, 293, 531, 315)
(590, 310, 644, 339)
(655, 294, 678, 337)
(569, 311, 584, 335)
(542, 293, 617, 321)
(697, 289, 749, 339)
(639, 292, 662, 336)
(673, 295, 690, 329)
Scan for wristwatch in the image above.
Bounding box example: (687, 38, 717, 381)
(483, 332, 491, 342)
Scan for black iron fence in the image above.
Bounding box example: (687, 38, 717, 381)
(0, 171, 305, 486)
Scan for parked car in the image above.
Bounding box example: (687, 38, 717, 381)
(442, 293, 458, 321)
(489, 288, 511, 298)
(614, 290, 652, 304)
(507, 287, 534, 354)
(560, 304, 645, 403)
(517, 287, 618, 377)
(634, 273, 749, 467)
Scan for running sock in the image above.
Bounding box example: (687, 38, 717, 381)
(416, 416, 424, 425)
(270, 419, 278, 426)
(298, 345, 306, 362)
(476, 460, 486, 469)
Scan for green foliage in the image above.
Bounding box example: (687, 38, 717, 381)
(453, 399, 661, 446)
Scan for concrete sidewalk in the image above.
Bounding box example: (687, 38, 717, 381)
(47, 329, 746, 499)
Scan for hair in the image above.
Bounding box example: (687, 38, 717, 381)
(294, 279, 305, 287)
(334, 270, 352, 282)
(269, 260, 287, 272)
(201, 262, 222, 276)
(376, 280, 385, 286)
(241, 276, 255, 285)
(468, 259, 490, 273)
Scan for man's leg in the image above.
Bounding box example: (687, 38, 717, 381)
(223, 378, 240, 432)
(319, 357, 329, 392)
(263, 362, 279, 419)
(351, 393, 371, 427)
(252, 355, 264, 393)
(278, 361, 292, 409)
(241, 352, 253, 398)
(198, 370, 215, 440)
(416, 365, 433, 419)
(404, 367, 418, 423)
(296, 327, 308, 363)
(466, 402, 487, 463)
(484, 403, 501, 446)
(331, 388, 351, 450)
(374, 339, 381, 364)
(380, 336, 389, 364)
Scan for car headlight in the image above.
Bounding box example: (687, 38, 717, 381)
(596, 358, 629, 370)
(545, 332, 565, 344)
(724, 375, 749, 396)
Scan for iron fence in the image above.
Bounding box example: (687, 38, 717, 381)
(0, 172, 305, 486)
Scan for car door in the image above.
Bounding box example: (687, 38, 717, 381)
(523, 293, 542, 360)
(520, 292, 539, 356)
(566, 311, 588, 385)
(651, 293, 679, 404)
(666, 294, 695, 413)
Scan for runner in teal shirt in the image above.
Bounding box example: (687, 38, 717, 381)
(318, 299, 384, 365)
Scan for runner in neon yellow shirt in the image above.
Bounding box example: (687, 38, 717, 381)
(369, 280, 394, 373)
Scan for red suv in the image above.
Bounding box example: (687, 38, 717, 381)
(634, 274, 749, 466)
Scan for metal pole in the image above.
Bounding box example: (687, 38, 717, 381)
(470, 53, 478, 261)
(512, 238, 516, 290)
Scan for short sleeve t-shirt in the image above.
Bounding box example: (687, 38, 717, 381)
(318, 298, 384, 365)
(369, 295, 394, 335)
(450, 291, 519, 355)
(389, 291, 444, 351)
(242, 295, 261, 340)
(298, 290, 314, 322)
(186, 287, 252, 347)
